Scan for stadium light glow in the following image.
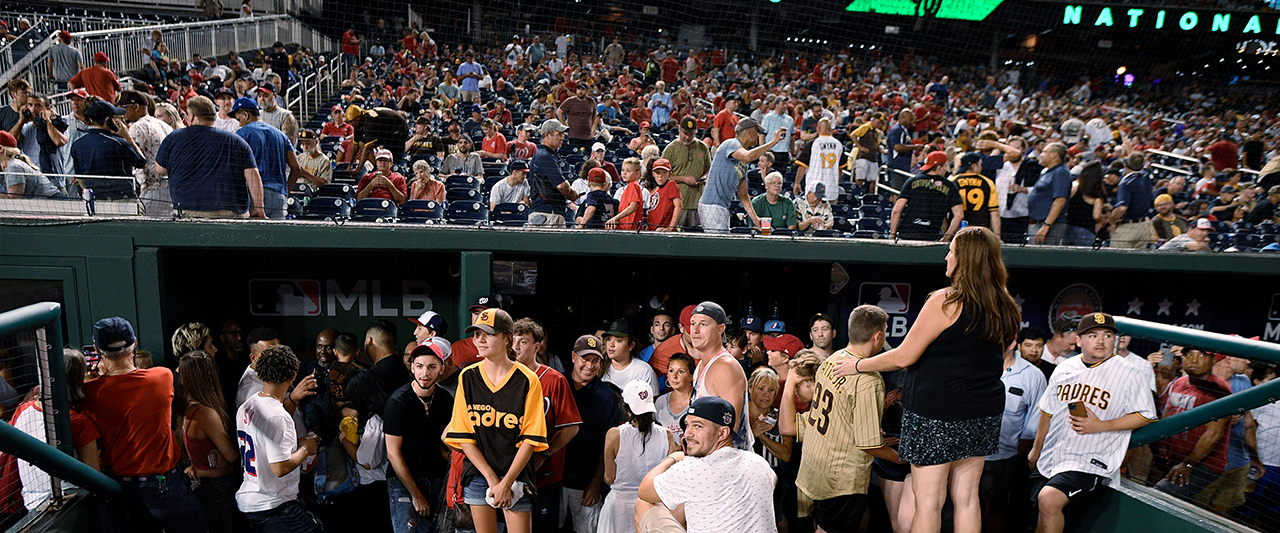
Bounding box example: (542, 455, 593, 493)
(1116, 66, 1126, 74)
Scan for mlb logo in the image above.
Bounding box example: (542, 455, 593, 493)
(859, 283, 911, 314)
(249, 279, 321, 316)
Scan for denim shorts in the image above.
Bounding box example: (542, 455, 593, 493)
(461, 475, 533, 512)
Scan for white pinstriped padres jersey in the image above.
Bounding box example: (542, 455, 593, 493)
(1036, 354, 1158, 484)
(795, 349, 885, 500)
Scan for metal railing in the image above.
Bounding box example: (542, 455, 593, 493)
(1, 14, 336, 107)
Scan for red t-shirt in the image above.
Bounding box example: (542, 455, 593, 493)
(487, 109, 513, 125)
(321, 122, 353, 138)
(649, 335, 685, 376)
(357, 171, 408, 203)
(343, 30, 360, 55)
(482, 133, 508, 159)
(713, 110, 738, 144)
(1160, 375, 1232, 473)
(12, 401, 100, 449)
(1206, 141, 1239, 171)
(70, 66, 121, 104)
(508, 140, 537, 160)
(451, 337, 481, 368)
(661, 57, 680, 84)
(82, 367, 180, 476)
(533, 364, 582, 487)
(646, 180, 680, 230)
(617, 181, 645, 230)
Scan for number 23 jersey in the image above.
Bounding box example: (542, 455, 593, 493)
(235, 393, 299, 512)
(795, 349, 886, 500)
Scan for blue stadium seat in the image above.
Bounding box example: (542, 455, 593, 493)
(859, 204, 886, 219)
(398, 200, 445, 224)
(855, 218, 887, 238)
(447, 188, 483, 203)
(770, 228, 799, 236)
(731, 227, 761, 236)
(491, 203, 529, 226)
(300, 197, 351, 221)
(285, 196, 303, 219)
(291, 182, 315, 198)
(317, 183, 354, 200)
(812, 229, 841, 238)
(445, 175, 481, 191)
(351, 198, 398, 223)
(862, 193, 890, 207)
(483, 176, 506, 193)
(447, 201, 489, 224)
(833, 216, 854, 233)
(831, 203, 856, 218)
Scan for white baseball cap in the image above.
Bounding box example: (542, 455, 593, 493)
(621, 381, 656, 415)
(591, 142, 606, 153)
(429, 336, 452, 361)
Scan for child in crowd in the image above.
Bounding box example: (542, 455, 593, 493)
(606, 157, 646, 230)
(576, 167, 618, 229)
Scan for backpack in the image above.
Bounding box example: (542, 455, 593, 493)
(312, 435, 360, 503)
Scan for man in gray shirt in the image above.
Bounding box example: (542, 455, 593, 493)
(47, 31, 84, 92)
(255, 82, 298, 144)
(698, 118, 786, 233)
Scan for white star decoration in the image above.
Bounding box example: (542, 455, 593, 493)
(1013, 294, 1025, 310)
(1127, 297, 1144, 315)
(1157, 299, 1173, 316)
(1186, 299, 1201, 316)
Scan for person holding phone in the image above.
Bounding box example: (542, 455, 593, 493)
(1025, 313, 1157, 533)
(71, 101, 145, 199)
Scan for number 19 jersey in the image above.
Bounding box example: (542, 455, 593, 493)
(236, 393, 299, 513)
(797, 135, 846, 201)
(795, 349, 886, 501)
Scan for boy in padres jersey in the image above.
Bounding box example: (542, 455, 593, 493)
(1028, 313, 1157, 533)
(779, 305, 902, 533)
(794, 118, 847, 202)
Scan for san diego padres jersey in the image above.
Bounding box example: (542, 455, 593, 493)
(1036, 353, 1157, 484)
(795, 349, 885, 500)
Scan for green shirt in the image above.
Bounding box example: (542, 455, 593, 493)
(662, 139, 711, 210)
(750, 193, 798, 228)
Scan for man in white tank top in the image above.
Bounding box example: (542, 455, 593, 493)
(686, 301, 752, 451)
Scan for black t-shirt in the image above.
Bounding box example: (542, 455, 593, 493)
(902, 307, 1005, 421)
(269, 51, 291, 76)
(384, 382, 454, 480)
(1247, 198, 1277, 224)
(563, 378, 623, 489)
(409, 133, 450, 156)
(898, 172, 961, 239)
(0, 106, 21, 134)
(371, 355, 412, 398)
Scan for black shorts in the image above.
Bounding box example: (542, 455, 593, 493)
(872, 456, 911, 482)
(980, 456, 1018, 510)
(1028, 471, 1104, 503)
(811, 493, 868, 533)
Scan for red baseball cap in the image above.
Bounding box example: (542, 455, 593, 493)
(679, 305, 697, 329)
(587, 167, 609, 184)
(652, 158, 672, 172)
(0, 131, 16, 148)
(762, 334, 805, 359)
(58, 30, 71, 40)
(69, 88, 90, 99)
(919, 151, 949, 172)
(93, 51, 109, 63)
(640, 121, 650, 129)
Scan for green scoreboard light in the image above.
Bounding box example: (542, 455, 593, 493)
(844, 0, 1006, 21)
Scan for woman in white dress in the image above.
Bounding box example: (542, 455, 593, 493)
(599, 381, 678, 533)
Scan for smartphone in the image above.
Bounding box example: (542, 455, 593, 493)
(1159, 343, 1174, 367)
(1068, 402, 1089, 419)
(81, 344, 100, 368)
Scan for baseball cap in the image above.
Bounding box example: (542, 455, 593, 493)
(740, 314, 763, 333)
(331, 104, 343, 114)
(375, 148, 394, 160)
(116, 91, 149, 107)
(93, 51, 109, 63)
(652, 158, 672, 172)
(539, 119, 570, 136)
(573, 334, 604, 358)
(230, 96, 259, 114)
(919, 151, 949, 172)
(93, 317, 136, 350)
(959, 152, 983, 168)
(1220, 186, 1238, 194)
(84, 101, 127, 123)
(471, 104, 483, 115)
(509, 159, 529, 172)
(679, 115, 698, 133)
(680, 395, 736, 430)
(410, 310, 448, 336)
(518, 123, 537, 132)
(763, 319, 786, 334)
(1076, 312, 1117, 336)
(621, 380, 657, 415)
(1193, 218, 1215, 231)
(429, 336, 453, 361)
(691, 301, 729, 325)
(1154, 193, 1174, 205)
(414, 114, 432, 124)
(468, 295, 501, 312)
(465, 308, 515, 336)
(640, 121, 650, 129)
(58, 30, 71, 40)
(273, 41, 285, 48)
(763, 334, 805, 359)
(679, 305, 697, 329)
(410, 340, 443, 360)
(813, 182, 827, 198)
(603, 319, 632, 338)
(212, 87, 236, 99)
(69, 88, 90, 99)
(592, 142, 606, 153)
(735, 117, 765, 134)
(0, 131, 16, 148)
(563, 80, 579, 91)
(587, 167, 609, 184)
(258, 82, 277, 95)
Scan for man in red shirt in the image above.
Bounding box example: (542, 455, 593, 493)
(1154, 347, 1232, 504)
(342, 26, 360, 66)
(321, 105, 354, 139)
(512, 318, 582, 533)
(661, 55, 680, 85)
(1206, 133, 1240, 171)
(356, 148, 408, 205)
(82, 317, 208, 532)
(712, 94, 740, 146)
(69, 51, 120, 104)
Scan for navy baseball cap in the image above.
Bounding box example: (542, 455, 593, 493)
(764, 319, 786, 334)
(740, 314, 763, 333)
(231, 96, 259, 114)
(93, 317, 136, 350)
(603, 319, 632, 338)
(212, 87, 236, 99)
(691, 301, 729, 325)
(960, 152, 983, 168)
(258, 82, 277, 95)
(84, 101, 127, 123)
(509, 159, 529, 172)
(468, 294, 501, 312)
(680, 396, 736, 430)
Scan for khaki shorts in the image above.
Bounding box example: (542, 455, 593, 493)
(527, 212, 566, 228)
(1111, 219, 1154, 249)
(638, 504, 684, 533)
(1196, 464, 1249, 509)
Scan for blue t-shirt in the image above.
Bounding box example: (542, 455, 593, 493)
(156, 125, 258, 213)
(529, 145, 571, 213)
(456, 62, 483, 92)
(236, 121, 291, 195)
(1226, 374, 1253, 469)
(886, 124, 912, 171)
(1115, 171, 1155, 221)
(1027, 163, 1073, 222)
(700, 138, 746, 209)
(576, 189, 617, 228)
(71, 129, 145, 198)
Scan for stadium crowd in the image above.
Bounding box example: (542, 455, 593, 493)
(1, 23, 1279, 248)
(3, 277, 1279, 533)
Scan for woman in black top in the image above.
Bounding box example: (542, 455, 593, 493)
(1063, 161, 1107, 247)
(834, 226, 1020, 533)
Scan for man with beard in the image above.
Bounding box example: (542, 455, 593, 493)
(384, 341, 454, 532)
(662, 116, 711, 229)
(295, 130, 332, 186)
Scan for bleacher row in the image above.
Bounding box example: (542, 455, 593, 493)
(1145, 151, 1280, 253)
